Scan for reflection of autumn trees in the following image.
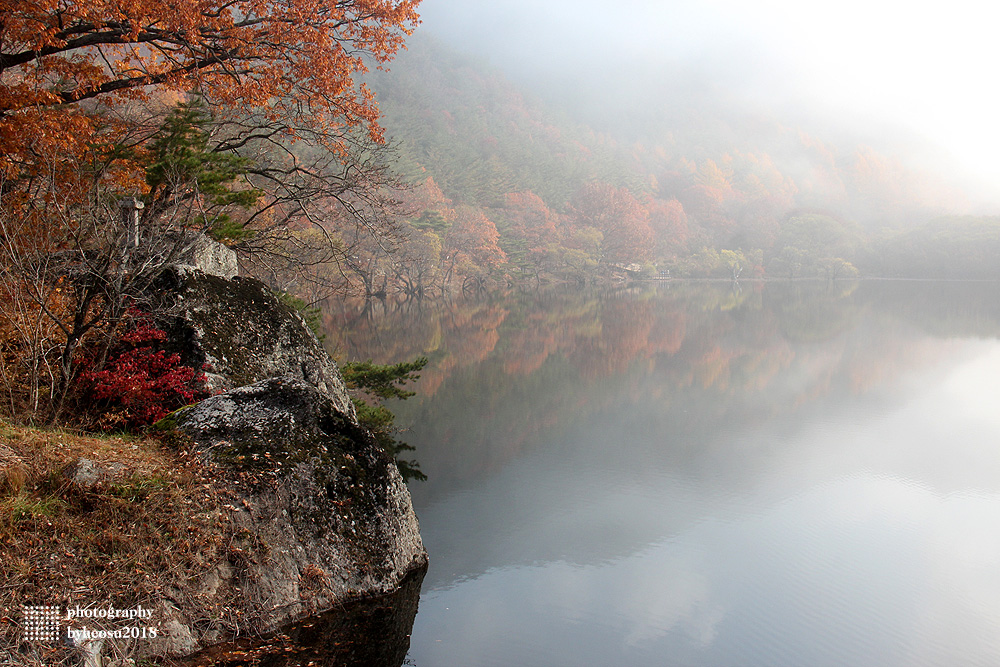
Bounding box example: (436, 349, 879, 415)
(322, 283, 994, 485)
(322, 297, 510, 395)
(325, 284, 854, 401)
(441, 303, 507, 364)
(570, 296, 656, 379)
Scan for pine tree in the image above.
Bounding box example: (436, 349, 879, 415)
(144, 99, 262, 242)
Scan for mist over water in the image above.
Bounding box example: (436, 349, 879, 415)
(339, 3, 1000, 660)
(325, 282, 1000, 666)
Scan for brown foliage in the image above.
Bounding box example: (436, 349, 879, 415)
(0, 0, 422, 175)
(569, 182, 654, 266)
(0, 424, 225, 665)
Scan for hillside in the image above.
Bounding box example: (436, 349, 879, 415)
(363, 35, 992, 284)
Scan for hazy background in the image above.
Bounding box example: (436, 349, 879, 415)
(415, 0, 999, 208)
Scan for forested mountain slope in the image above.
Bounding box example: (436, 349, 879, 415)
(368, 35, 991, 282)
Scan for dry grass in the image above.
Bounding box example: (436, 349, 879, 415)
(0, 420, 229, 666)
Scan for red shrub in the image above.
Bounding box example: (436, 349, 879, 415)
(78, 315, 207, 430)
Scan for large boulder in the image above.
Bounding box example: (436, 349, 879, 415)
(152, 267, 355, 418)
(151, 377, 427, 656)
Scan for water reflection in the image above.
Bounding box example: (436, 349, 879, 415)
(177, 568, 425, 667)
(323, 281, 1000, 667)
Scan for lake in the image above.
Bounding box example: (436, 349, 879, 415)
(324, 281, 1000, 667)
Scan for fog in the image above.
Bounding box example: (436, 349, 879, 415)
(416, 0, 999, 208)
(388, 283, 1000, 666)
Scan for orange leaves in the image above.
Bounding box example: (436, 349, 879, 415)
(646, 197, 689, 259)
(0, 0, 421, 240)
(502, 191, 558, 243)
(569, 182, 654, 265)
(0, 0, 421, 151)
(0, 106, 96, 181)
(446, 205, 506, 270)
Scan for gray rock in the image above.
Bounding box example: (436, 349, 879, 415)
(152, 268, 355, 419)
(174, 234, 238, 280)
(197, 561, 234, 598)
(152, 611, 200, 657)
(77, 639, 104, 667)
(62, 458, 126, 489)
(148, 377, 426, 657)
(63, 458, 103, 487)
(178, 567, 426, 667)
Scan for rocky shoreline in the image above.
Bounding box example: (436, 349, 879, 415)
(143, 258, 428, 661)
(2, 247, 427, 666)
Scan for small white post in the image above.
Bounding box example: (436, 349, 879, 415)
(119, 197, 145, 248)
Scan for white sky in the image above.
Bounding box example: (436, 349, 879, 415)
(417, 0, 1000, 195)
(725, 0, 1000, 187)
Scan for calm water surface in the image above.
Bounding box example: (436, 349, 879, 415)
(326, 281, 1000, 667)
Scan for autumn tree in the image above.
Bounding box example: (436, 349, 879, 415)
(442, 206, 505, 289)
(498, 192, 557, 248)
(393, 224, 442, 297)
(554, 226, 602, 282)
(0, 0, 422, 423)
(678, 159, 738, 245)
(397, 177, 450, 216)
(646, 196, 689, 262)
(494, 191, 559, 283)
(2, 0, 423, 289)
(724, 151, 796, 250)
(373, 177, 449, 297)
(1, 0, 422, 291)
(569, 182, 653, 268)
(0, 99, 271, 421)
(0, 0, 421, 170)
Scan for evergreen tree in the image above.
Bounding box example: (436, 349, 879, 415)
(144, 99, 262, 242)
(341, 357, 429, 482)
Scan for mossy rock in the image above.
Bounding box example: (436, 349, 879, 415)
(159, 376, 426, 640)
(150, 267, 355, 418)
